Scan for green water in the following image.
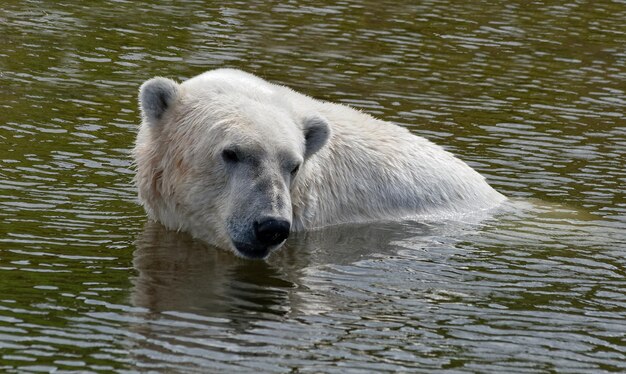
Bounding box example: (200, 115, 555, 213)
(1, 0, 625, 372)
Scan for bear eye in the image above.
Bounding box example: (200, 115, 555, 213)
(291, 164, 300, 176)
(222, 149, 240, 163)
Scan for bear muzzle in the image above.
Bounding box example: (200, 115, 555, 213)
(232, 217, 290, 259)
(254, 218, 290, 246)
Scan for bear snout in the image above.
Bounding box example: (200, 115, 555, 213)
(229, 217, 291, 259)
(254, 217, 290, 246)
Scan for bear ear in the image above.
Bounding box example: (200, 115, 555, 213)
(139, 77, 180, 126)
(302, 115, 331, 159)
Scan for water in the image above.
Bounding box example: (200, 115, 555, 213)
(1, 0, 625, 372)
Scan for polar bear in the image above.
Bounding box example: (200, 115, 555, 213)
(134, 69, 505, 258)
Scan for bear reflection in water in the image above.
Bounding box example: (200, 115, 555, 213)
(131, 219, 439, 317)
(133, 220, 291, 317)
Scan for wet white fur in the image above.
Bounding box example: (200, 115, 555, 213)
(134, 69, 506, 255)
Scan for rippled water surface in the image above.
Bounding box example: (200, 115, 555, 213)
(1, 0, 625, 372)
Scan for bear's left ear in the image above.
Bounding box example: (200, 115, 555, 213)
(302, 116, 331, 159)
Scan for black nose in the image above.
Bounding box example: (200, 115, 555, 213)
(254, 218, 290, 246)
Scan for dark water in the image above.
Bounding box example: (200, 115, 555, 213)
(1, 0, 625, 372)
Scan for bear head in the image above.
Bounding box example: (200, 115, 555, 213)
(134, 71, 330, 259)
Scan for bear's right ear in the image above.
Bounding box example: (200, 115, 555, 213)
(302, 115, 331, 159)
(139, 77, 180, 126)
